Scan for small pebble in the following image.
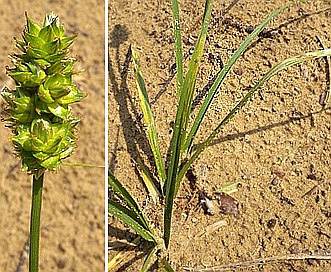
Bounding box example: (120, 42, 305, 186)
(271, 178, 278, 186)
(289, 243, 300, 254)
(245, 24, 254, 33)
(267, 218, 277, 229)
(181, 212, 188, 220)
(307, 173, 317, 180)
(272, 169, 286, 178)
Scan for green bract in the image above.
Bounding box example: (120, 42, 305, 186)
(1, 13, 86, 174)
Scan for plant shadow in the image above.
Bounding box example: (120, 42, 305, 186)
(108, 24, 156, 174)
(202, 107, 330, 150)
(246, 7, 331, 51)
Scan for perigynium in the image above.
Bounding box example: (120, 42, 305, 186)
(1, 13, 86, 272)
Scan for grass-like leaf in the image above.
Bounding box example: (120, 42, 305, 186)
(178, 48, 331, 183)
(141, 245, 158, 272)
(109, 200, 155, 242)
(131, 47, 167, 190)
(182, 0, 331, 153)
(108, 236, 141, 271)
(108, 171, 151, 231)
(171, 0, 184, 95)
(179, 0, 215, 152)
(135, 157, 162, 204)
(164, 0, 214, 249)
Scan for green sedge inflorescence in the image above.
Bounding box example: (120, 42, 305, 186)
(1, 13, 86, 175)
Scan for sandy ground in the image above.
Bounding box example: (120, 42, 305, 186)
(0, 1, 105, 271)
(109, 0, 331, 271)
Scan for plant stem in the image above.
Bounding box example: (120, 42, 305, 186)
(29, 173, 44, 272)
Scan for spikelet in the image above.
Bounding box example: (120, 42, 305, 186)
(1, 13, 86, 176)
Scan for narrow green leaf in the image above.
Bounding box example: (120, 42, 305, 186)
(135, 158, 161, 205)
(171, 0, 184, 95)
(109, 200, 145, 232)
(108, 171, 151, 230)
(109, 201, 155, 242)
(178, 48, 331, 184)
(164, 0, 214, 249)
(61, 162, 103, 168)
(131, 47, 167, 189)
(179, 0, 214, 151)
(183, 0, 331, 153)
(141, 245, 158, 272)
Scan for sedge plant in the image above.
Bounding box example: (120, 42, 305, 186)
(1, 14, 86, 271)
(108, 0, 331, 270)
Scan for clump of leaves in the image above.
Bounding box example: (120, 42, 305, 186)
(1, 13, 85, 272)
(109, 0, 331, 271)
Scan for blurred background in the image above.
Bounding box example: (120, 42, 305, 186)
(0, 0, 105, 271)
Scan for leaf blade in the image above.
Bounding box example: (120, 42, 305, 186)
(179, 48, 331, 183)
(109, 200, 155, 242)
(108, 171, 150, 230)
(141, 245, 158, 272)
(135, 157, 162, 205)
(171, 0, 184, 95)
(183, 0, 326, 153)
(131, 47, 167, 189)
(179, 0, 214, 150)
(108, 236, 140, 271)
(164, 0, 214, 249)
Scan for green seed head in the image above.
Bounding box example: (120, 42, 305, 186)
(1, 13, 86, 175)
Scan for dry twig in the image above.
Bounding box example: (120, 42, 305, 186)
(195, 220, 227, 237)
(183, 253, 331, 271)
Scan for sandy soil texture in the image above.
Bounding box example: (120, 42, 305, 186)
(0, 1, 105, 271)
(109, 0, 331, 271)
